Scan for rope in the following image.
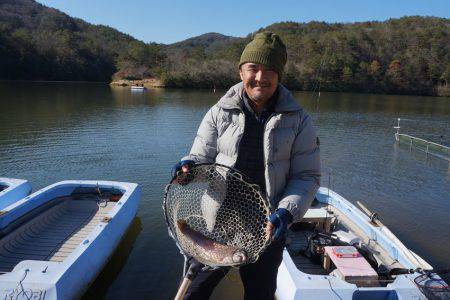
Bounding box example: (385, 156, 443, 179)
(327, 277, 343, 300)
(96, 183, 108, 208)
(6, 269, 32, 300)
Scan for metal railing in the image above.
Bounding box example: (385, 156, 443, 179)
(395, 133, 450, 161)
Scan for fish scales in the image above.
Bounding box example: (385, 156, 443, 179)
(176, 219, 247, 266)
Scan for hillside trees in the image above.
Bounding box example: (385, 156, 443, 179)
(0, 0, 449, 95)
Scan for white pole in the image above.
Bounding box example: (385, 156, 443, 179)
(174, 278, 192, 300)
(394, 118, 401, 141)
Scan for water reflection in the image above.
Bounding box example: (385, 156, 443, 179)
(0, 81, 449, 299)
(82, 217, 142, 299)
(298, 91, 450, 115)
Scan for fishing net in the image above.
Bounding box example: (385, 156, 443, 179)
(163, 164, 271, 267)
(414, 269, 450, 300)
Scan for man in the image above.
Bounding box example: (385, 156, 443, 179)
(174, 32, 320, 299)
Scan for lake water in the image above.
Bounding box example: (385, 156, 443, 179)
(0, 81, 449, 299)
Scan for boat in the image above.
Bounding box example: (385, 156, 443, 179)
(0, 178, 32, 211)
(130, 85, 146, 91)
(276, 187, 446, 300)
(0, 180, 141, 299)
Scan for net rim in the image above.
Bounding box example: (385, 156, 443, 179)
(163, 162, 272, 267)
(413, 269, 450, 290)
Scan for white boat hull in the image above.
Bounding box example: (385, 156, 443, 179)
(276, 187, 433, 300)
(0, 180, 141, 299)
(130, 86, 146, 91)
(0, 178, 31, 211)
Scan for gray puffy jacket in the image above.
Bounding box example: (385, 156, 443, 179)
(183, 82, 320, 222)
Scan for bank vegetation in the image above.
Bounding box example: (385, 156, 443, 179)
(1, 0, 449, 96)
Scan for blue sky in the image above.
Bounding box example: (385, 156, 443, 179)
(36, 0, 449, 44)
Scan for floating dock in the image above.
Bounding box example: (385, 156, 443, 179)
(394, 118, 449, 161)
(396, 133, 449, 160)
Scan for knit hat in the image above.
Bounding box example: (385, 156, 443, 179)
(239, 32, 287, 78)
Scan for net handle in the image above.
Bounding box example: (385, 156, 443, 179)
(174, 278, 191, 300)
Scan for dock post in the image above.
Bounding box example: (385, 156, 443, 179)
(394, 118, 401, 142)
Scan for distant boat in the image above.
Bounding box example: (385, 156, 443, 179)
(131, 85, 146, 91)
(276, 187, 444, 300)
(0, 177, 31, 210)
(0, 180, 141, 299)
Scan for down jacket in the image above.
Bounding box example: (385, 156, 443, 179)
(183, 82, 320, 222)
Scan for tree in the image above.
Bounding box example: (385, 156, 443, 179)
(368, 60, 381, 77)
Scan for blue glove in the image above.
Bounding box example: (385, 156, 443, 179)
(268, 208, 292, 241)
(171, 160, 195, 177)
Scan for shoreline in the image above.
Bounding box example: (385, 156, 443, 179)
(110, 78, 165, 88)
(1, 79, 449, 98)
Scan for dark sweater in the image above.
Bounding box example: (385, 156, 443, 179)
(234, 90, 277, 194)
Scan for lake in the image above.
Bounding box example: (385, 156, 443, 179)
(0, 81, 449, 299)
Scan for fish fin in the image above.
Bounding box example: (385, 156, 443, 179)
(177, 219, 187, 232)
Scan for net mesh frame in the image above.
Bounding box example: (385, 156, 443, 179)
(414, 269, 450, 300)
(163, 163, 271, 267)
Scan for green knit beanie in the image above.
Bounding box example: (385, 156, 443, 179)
(239, 32, 287, 78)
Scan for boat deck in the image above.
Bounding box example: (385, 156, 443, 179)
(286, 202, 403, 279)
(0, 195, 115, 272)
(287, 229, 328, 275)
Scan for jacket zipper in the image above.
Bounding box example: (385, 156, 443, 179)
(263, 113, 276, 207)
(232, 107, 274, 208)
(231, 108, 245, 168)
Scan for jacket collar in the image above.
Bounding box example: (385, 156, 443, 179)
(217, 82, 302, 113)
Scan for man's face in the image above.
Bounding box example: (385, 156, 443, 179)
(240, 63, 279, 105)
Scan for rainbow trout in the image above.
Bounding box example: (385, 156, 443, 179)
(177, 220, 247, 266)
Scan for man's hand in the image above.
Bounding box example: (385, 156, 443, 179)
(265, 208, 292, 242)
(172, 160, 195, 185)
(185, 256, 204, 279)
(181, 164, 190, 173)
(172, 160, 195, 177)
(265, 221, 275, 241)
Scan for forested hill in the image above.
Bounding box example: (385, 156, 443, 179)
(1, 0, 449, 96)
(0, 0, 164, 81)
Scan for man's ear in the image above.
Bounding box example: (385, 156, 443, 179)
(239, 68, 244, 81)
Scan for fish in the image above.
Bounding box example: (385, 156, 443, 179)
(176, 219, 247, 266)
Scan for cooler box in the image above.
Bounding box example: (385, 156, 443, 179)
(323, 246, 378, 286)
